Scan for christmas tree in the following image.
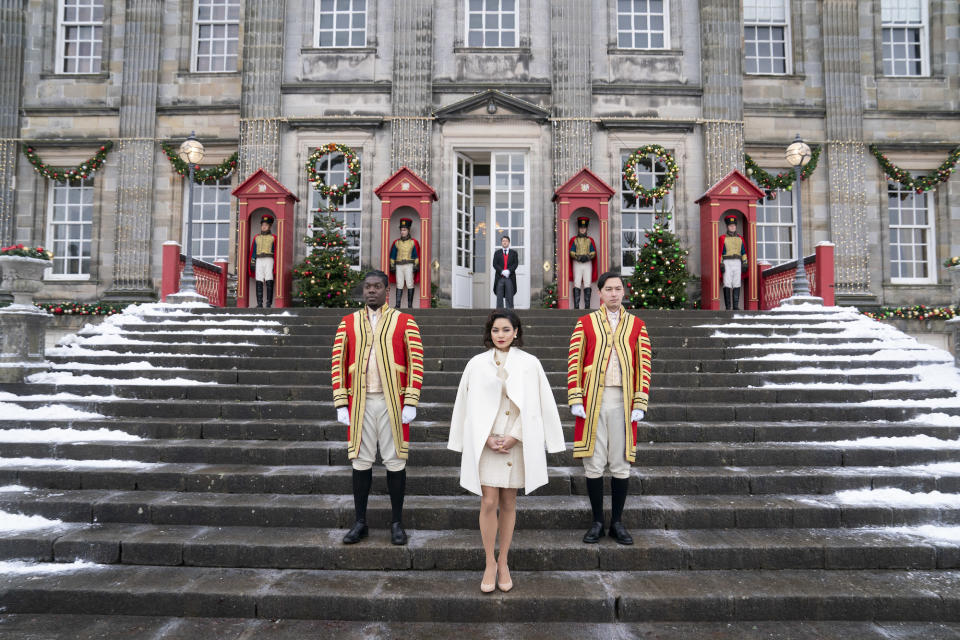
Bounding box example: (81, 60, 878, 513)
(292, 210, 362, 307)
(627, 212, 692, 309)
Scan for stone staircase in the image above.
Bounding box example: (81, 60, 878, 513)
(2, 305, 960, 638)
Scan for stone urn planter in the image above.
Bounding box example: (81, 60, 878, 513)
(0, 255, 50, 307)
(949, 265, 960, 302)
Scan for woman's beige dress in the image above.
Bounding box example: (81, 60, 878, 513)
(477, 356, 525, 488)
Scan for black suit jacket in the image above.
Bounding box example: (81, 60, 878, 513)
(492, 248, 519, 292)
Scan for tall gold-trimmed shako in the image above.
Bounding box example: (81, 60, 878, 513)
(261, 214, 274, 226)
(719, 214, 747, 310)
(568, 216, 598, 309)
(390, 217, 421, 308)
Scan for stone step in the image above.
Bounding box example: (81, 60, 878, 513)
(5, 616, 958, 640)
(1, 565, 958, 622)
(4, 382, 945, 405)
(2, 460, 959, 497)
(5, 397, 952, 423)
(6, 524, 958, 572)
(3, 439, 958, 470)
(46, 351, 946, 374)
(4, 418, 957, 444)
(4, 488, 956, 530)
(36, 367, 922, 388)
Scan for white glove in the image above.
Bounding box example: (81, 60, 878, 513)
(336, 407, 350, 425)
(402, 405, 417, 424)
(501, 269, 510, 277)
(570, 403, 587, 419)
(631, 409, 645, 422)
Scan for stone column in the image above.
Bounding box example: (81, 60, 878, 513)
(550, 0, 592, 187)
(0, 0, 26, 247)
(390, 0, 434, 179)
(700, 0, 744, 184)
(107, 0, 163, 298)
(238, 0, 286, 180)
(822, 0, 871, 298)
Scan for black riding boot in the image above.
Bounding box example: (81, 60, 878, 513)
(722, 287, 731, 310)
(583, 287, 592, 308)
(572, 288, 581, 309)
(609, 477, 634, 545)
(407, 288, 415, 309)
(386, 469, 408, 545)
(343, 468, 373, 544)
(255, 281, 264, 308)
(732, 287, 740, 311)
(583, 477, 605, 543)
(395, 288, 403, 308)
(265, 280, 274, 308)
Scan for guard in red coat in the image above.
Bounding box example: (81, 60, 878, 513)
(719, 215, 747, 310)
(248, 215, 277, 308)
(568, 217, 598, 309)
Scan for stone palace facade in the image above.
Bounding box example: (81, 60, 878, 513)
(1, 0, 958, 308)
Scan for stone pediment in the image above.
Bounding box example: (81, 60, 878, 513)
(434, 89, 550, 123)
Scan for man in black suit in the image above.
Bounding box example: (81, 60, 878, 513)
(492, 235, 519, 309)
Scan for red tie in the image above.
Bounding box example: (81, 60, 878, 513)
(502, 250, 508, 270)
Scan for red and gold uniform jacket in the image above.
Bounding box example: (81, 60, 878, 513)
(567, 307, 652, 462)
(331, 306, 424, 460)
(247, 233, 277, 279)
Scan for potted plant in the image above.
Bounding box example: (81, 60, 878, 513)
(0, 245, 54, 307)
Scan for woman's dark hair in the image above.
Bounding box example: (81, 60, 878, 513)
(483, 310, 524, 349)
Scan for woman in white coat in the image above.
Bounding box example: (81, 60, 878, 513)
(448, 310, 565, 593)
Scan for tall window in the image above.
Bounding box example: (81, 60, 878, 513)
(193, 0, 240, 72)
(881, 0, 927, 77)
(308, 151, 362, 268)
(620, 151, 673, 273)
(46, 178, 94, 278)
(888, 183, 935, 282)
(616, 0, 668, 49)
(315, 0, 367, 48)
(755, 186, 794, 266)
(744, 0, 790, 75)
(466, 0, 517, 48)
(493, 152, 526, 264)
(57, 0, 104, 74)
(183, 178, 232, 262)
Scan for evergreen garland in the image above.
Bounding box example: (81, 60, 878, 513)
(540, 281, 559, 309)
(292, 209, 363, 308)
(22, 142, 113, 182)
(626, 212, 692, 309)
(870, 144, 960, 193)
(622, 145, 679, 204)
(744, 145, 821, 192)
(863, 304, 959, 322)
(0, 245, 53, 260)
(305, 143, 361, 202)
(161, 143, 238, 183)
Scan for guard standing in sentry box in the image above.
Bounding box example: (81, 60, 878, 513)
(331, 271, 424, 546)
(567, 272, 652, 546)
(248, 214, 276, 308)
(568, 216, 598, 309)
(719, 214, 747, 310)
(389, 217, 420, 309)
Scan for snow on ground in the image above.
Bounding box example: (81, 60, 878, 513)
(158, 317, 282, 326)
(26, 371, 216, 386)
(885, 525, 960, 543)
(50, 360, 161, 371)
(61, 332, 255, 348)
(0, 457, 158, 469)
(0, 509, 65, 532)
(46, 345, 233, 358)
(0, 391, 119, 402)
(0, 485, 30, 492)
(0, 427, 141, 443)
(0, 560, 100, 575)
(743, 349, 952, 362)
(827, 488, 960, 507)
(800, 435, 960, 449)
(907, 413, 960, 427)
(0, 403, 104, 420)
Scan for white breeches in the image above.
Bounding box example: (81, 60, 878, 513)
(352, 393, 405, 472)
(582, 390, 630, 480)
(395, 263, 415, 289)
(722, 258, 742, 289)
(573, 261, 592, 289)
(255, 257, 274, 282)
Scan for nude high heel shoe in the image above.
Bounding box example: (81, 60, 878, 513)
(497, 566, 513, 592)
(481, 566, 497, 593)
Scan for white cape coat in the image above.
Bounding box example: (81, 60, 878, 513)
(448, 348, 566, 496)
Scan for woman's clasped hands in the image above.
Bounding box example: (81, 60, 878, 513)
(485, 435, 519, 454)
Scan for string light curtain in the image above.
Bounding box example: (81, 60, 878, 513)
(0, 2, 27, 246)
(550, 0, 592, 188)
(390, 0, 434, 178)
(701, 0, 745, 183)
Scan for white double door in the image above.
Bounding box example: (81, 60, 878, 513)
(452, 151, 530, 309)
